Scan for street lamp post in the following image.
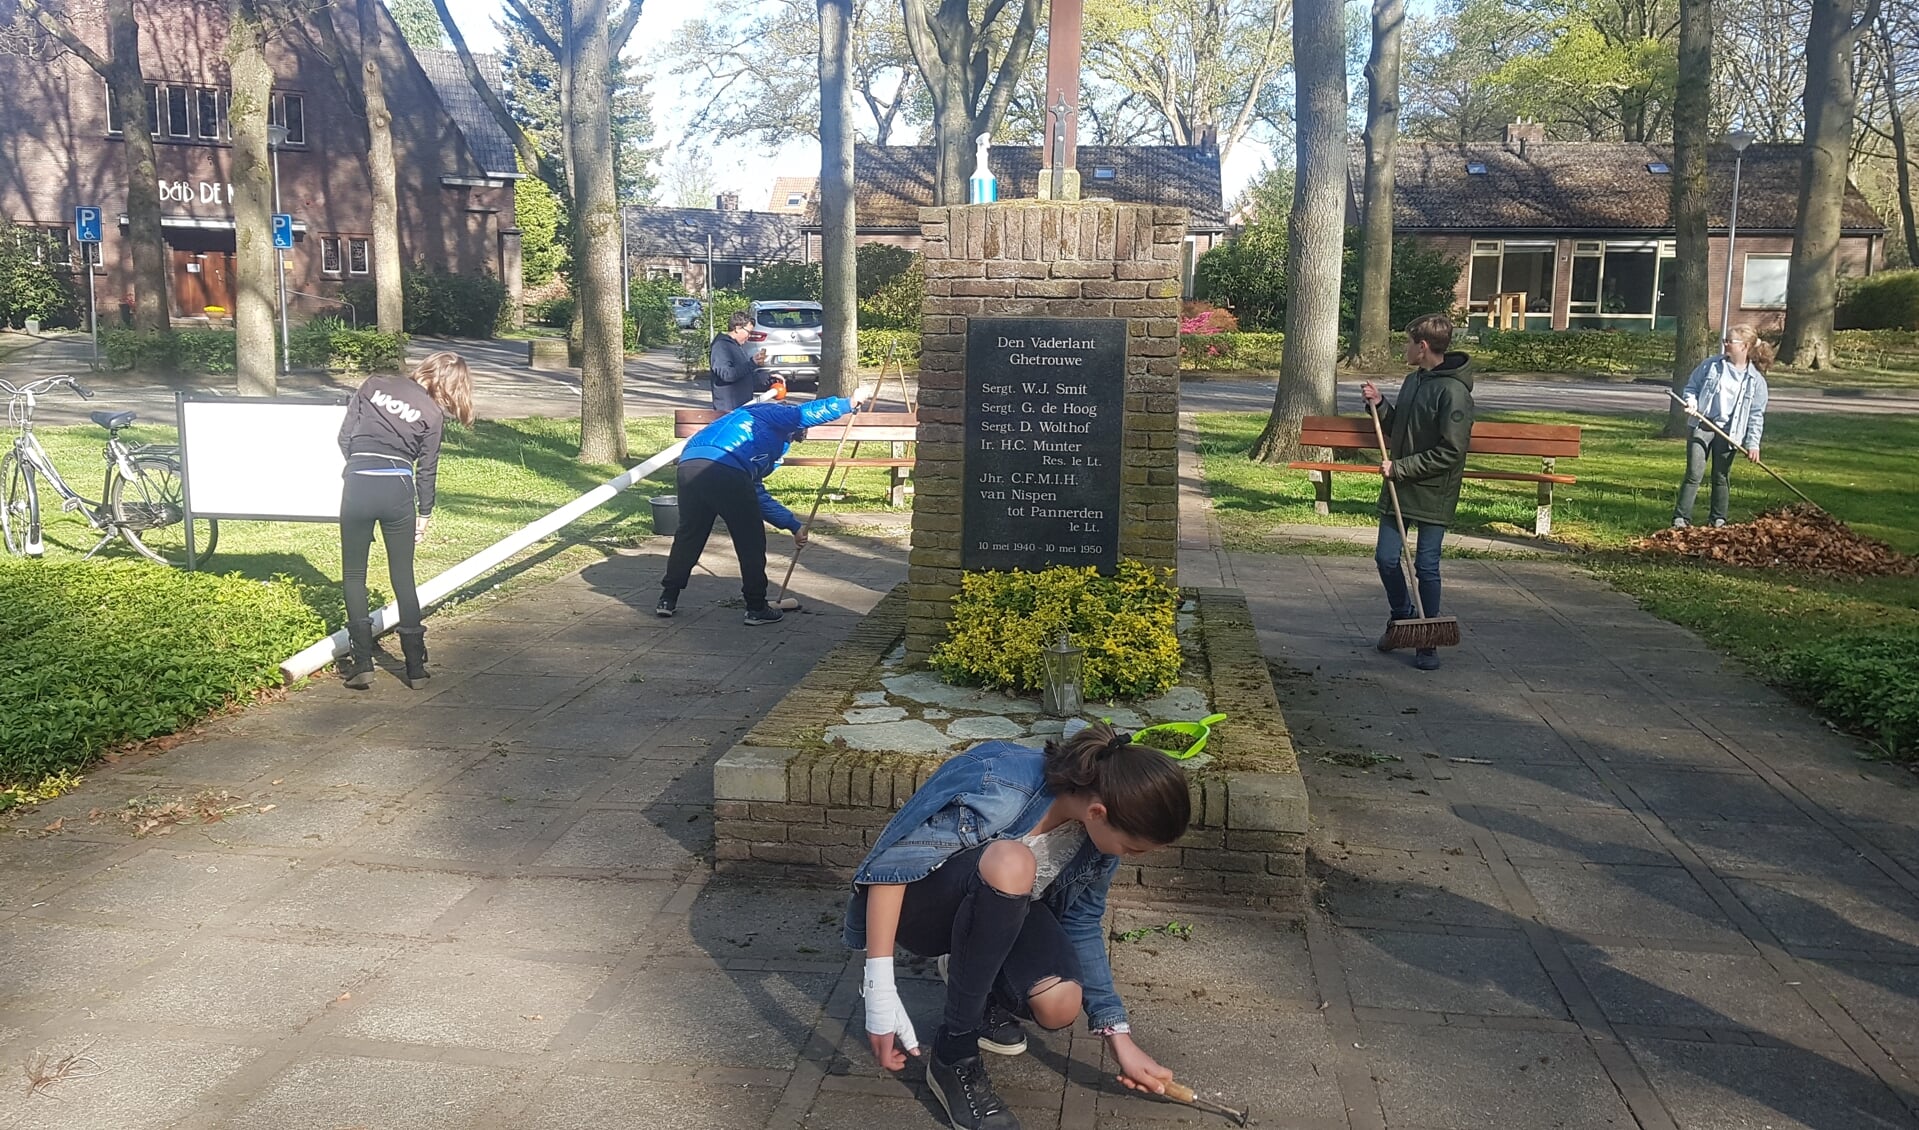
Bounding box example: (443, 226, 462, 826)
(1718, 129, 1755, 348)
(268, 123, 290, 375)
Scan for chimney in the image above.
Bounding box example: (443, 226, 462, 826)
(716, 192, 740, 212)
(1197, 124, 1218, 155)
(1504, 119, 1545, 156)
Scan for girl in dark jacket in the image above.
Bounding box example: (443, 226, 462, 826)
(335, 351, 474, 690)
(847, 722, 1191, 1130)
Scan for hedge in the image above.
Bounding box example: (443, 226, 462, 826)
(1838, 270, 1919, 331)
(0, 561, 326, 784)
(1474, 329, 1676, 373)
(1777, 633, 1919, 762)
(1180, 331, 1286, 371)
(104, 326, 406, 375)
(345, 269, 506, 338)
(858, 328, 921, 368)
(287, 319, 408, 372)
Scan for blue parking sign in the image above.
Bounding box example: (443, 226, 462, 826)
(272, 214, 295, 249)
(74, 206, 102, 244)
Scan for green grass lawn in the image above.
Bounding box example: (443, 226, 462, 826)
(1197, 408, 1919, 760)
(22, 414, 910, 628)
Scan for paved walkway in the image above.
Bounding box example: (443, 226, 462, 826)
(0, 416, 1915, 1128)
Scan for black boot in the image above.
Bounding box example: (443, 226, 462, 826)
(341, 619, 376, 690)
(398, 627, 430, 689)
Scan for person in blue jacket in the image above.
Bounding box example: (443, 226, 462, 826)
(657, 387, 870, 624)
(1674, 323, 1774, 529)
(846, 721, 1191, 1130)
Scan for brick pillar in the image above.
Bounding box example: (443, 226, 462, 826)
(905, 201, 1185, 662)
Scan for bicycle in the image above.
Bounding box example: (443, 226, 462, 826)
(0, 375, 218, 567)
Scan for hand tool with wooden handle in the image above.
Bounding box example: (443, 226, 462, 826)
(1163, 1080, 1249, 1125)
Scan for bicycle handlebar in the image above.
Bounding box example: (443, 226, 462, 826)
(0, 375, 89, 399)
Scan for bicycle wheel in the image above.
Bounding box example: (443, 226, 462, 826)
(110, 454, 218, 567)
(1, 452, 38, 556)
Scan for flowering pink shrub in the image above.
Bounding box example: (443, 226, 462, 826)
(1178, 303, 1239, 335)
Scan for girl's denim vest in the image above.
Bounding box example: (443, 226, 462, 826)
(841, 742, 1130, 1031)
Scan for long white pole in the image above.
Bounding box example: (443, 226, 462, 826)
(1719, 153, 1743, 348)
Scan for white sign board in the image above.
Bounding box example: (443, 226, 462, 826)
(178, 396, 349, 520)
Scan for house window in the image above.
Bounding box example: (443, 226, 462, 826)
(1741, 254, 1790, 308)
(166, 85, 191, 138)
(347, 238, 369, 275)
(1093, 167, 1117, 180)
(105, 82, 124, 134)
(1467, 241, 1502, 309)
(1500, 241, 1556, 314)
(196, 89, 220, 139)
(1601, 241, 1659, 315)
(786, 193, 805, 207)
(1466, 161, 1488, 175)
(143, 83, 160, 137)
(270, 92, 306, 145)
(320, 237, 342, 275)
(1646, 162, 1671, 174)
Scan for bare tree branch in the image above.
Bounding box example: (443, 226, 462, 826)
(502, 0, 560, 58)
(13, 0, 108, 72)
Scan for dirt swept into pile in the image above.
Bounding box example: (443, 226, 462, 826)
(1631, 504, 1917, 577)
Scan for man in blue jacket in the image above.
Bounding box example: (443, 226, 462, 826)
(658, 388, 870, 624)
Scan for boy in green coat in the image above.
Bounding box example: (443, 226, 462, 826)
(1360, 314, 1475, 671)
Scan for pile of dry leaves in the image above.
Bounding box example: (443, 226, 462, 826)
(1631, 504, 1918, 577)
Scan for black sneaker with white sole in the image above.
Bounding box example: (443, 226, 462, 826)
(934, 955, 1028, 1056)
(743, 605, 784, 626)
(926, 1037, 1021, 1130)
(654, 593, 676, 618)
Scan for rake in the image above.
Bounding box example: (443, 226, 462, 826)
(1667, 391, 1825, 511)
(772, 384, 872, 610)
(1369, 401, 1461, 651)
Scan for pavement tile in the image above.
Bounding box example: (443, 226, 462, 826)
(435, 751, 624, 803)
(1726, 877, 1919, 953)
(1108, 908, 1316, 1007)
(1672, 819, 1887, 882)
(802, 1087, 1062, 1130)
(99, 936, 390, 1033)
(659, 881, 849, 961)
(1338, 927, 1568, 1019)
(1565, 944, 1834, 1043)
(515, 1076, 781, 1130)
(1624, 1035, 1916, 1130)
(45, 848, 297, 926)
(187, 792, 383, 849)
(1515, 863, 1738, 944)
(578, 968, 835, 1069)
(347, 797, 566, 864)
(319, 705, 530, 751)
(1418, 722, 1584, 764)
(220, 1054, 522, 1129)
(1613, 768, 1810, 824)
(1570, 724, 1748, 770)
(1362, 1024, 1636, 1130)
(1093, 1005, 1345, 1125)
(336, 948, 610, 1052)
(1804, 959, 1919, 1052)
(478, 645, 625, 677)
(113, 732, 317, 784)
(451, 876, 675, 953)
(0, 837, 123, 907)
(1467, 806, 1675, 866)
(1314, 797, 1479, 854)
(1441, 762, 1625, 809)
(1315, 849, 1515, 928)
(239, 862, 480, 937)
(0, 919, 172, 1008)
(420, 672, 589, 711)
(282, 744, 476, 793)
(533, 808, 706, 871)
(0, 1035, 262, 1130)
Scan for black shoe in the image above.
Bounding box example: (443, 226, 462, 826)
(1414, 648, 1441, 671)
(655, 592, 677, 618)
(398, 627, 431, 689)
(743, 604, 784, 626)
(927, 1037, 1020, 1130)
(342, 618, 376, 690)
(977, 1001, 1028, 1057)
(1376, 615, 1408, 653)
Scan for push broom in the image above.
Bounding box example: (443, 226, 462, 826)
(1369, 401, 1461, 651)
(771, 383, 872, 611)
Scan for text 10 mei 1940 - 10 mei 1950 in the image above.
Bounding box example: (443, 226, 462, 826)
(962, 318, 1126, 574)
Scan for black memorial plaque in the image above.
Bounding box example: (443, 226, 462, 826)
(962, 317, 1127, 572)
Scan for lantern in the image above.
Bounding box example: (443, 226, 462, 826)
(1041, 631, 1085, 717)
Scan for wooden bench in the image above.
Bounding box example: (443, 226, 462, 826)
(673, 408, 918, 507)
(1287, 416, 1581, 536)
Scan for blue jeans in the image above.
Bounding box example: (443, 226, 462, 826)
(1376, 518, 1445, 620)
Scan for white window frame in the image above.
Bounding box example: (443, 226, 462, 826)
(320, 237, 343, 275)
(270, 92, 307, 146)
(196, 88, 221, 140)
(165, 84, 191, 138)
(347, 238, 370, 276)
(1740, 253, 1791, 309)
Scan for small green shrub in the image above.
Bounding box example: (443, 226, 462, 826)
(859, 259, 924, 329)
(0, 560, 327, 784)
(856, 243, 918, 299)
(530, 295, 575, 328)
(1831, 329, 1919, 372)
(930, 561, 1182, 701)
(288, 317, 407, 372)
(1179, 331, 1286, 371)
(1838, 270, 1919, 331)
(1776, 633, 1919, 761)
(857, 328, 921, 369)
(743, 261, 822, 302)
(1474, 329, 1674, 373)
(347, 268, 506, 338)
(0, 220, 81, 329)
(100, 328, 238, 374)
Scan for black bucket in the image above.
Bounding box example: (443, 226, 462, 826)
(649, 495, 679, 536)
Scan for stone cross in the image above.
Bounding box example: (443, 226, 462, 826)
(1041, 0, 1082, 200)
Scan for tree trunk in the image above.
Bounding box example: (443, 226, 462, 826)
(1781, 0, 1875, 369)
(569, 0, 626, 463)
(107, 0, 168, 332)
(227, 0, 276, 394)
(1351, 0, 1403, 368)
(818, 0, 857, 399)
(899, 0, 1040, 206)
(933, 76, 975, 205)
(1251, 0, 1346, 463)
(1880, 18, 1919, 267)
(360, 0, 404, 333)
(1666, 0, 1713, 437)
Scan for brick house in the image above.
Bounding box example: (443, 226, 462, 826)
(800, 144, 1228, 298)
(0, 0, 519, 324)
(621, 197, 808, 292)
(1353, 123, 1888, 332)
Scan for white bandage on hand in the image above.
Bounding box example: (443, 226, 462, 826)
(862, 957, 920, 1051)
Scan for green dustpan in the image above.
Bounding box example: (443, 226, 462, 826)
(1132, 714, 1228, 760)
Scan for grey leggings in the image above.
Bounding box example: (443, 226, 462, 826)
(1674, 431, 1736, 526)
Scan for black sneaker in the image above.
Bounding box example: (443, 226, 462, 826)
(977, 1001, 1028, 1057)
(655, 592, 676, 618)
(1414, 648, 1441, 671)
(743, 605, 784, 626)
(927, 1036, 1020, 1130)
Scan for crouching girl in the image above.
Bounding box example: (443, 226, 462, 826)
(842, 722, 1192, 1130)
